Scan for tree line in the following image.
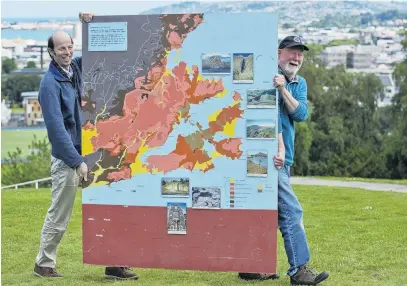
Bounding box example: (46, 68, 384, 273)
(292, 30, 407, 179)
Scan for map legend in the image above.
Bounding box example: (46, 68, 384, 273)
(230, 178, 235, 208)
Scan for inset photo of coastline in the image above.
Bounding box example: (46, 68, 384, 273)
(161, 177, 189, 197)
(247, 89, 276, 108)
(247, 150, 268, 177)
(167, 202, 187, 235)
(246, 120, 276, 140)
(233, 53, 254, 83)
(202, 53, 231, 74)
(192, 187, 221, 209)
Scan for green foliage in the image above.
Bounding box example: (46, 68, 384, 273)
(1, 57, 17, 74)
(384, 29, 407, 179)
(1, 135, 51, 187)
(292, 42, 400, 178)
(26, 61, 37, 68)
(1, 74, 41, 104)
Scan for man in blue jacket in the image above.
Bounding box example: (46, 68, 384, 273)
(239, 36, 329, 285)
(33, 13, 137, 280)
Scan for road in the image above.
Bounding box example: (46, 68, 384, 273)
(291, 177, 407, 193)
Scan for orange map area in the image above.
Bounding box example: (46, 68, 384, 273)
(83, 14, 243, 186)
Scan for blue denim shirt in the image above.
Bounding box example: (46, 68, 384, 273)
(278, 69, 309, 166)
(38, 57, 84, 168)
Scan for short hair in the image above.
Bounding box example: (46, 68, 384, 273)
(47, 34, 74, 51)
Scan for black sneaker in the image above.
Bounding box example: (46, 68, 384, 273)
(238, 272, 280, 281)
(33, 263, 63, 278)
(105, 267, 139, 280)
(290, 264, 328, 285)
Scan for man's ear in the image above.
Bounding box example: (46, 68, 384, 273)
(277, 49, 282, 59)
(48, 48, 55, 59)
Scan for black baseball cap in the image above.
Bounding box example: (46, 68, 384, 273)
(278, 36, 309, 51)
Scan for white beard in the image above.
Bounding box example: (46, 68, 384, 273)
(280, 61, 302, 78)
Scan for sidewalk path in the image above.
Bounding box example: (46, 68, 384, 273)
(291, 177, 407, 193)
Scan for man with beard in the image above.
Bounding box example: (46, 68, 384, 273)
(239, 36, 329, 285)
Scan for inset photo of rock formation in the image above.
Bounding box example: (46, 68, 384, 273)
(191, 187, 221, 209)
(233, 53, 254, 83)
(247, 150, 268, 177)
(247, 89, 276, 109)
(246, 119, 276, 140)
(202, 53, 231, 74)
(161, 177, 190, 197)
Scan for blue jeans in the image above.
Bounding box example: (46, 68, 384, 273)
(278, 165, 310, 276)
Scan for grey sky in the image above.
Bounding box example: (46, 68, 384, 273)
(1, 0, 180, 18)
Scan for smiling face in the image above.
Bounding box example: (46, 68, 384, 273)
(278, 47, 304, 79)
(49, 31, 74, 69)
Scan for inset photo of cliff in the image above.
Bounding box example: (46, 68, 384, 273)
(202, 53, 231, 74)
(246, 119, 276, 140)
(233, 53, 254, 83)
(247, 150, 268, 177)
(192, 187, 221, 209)
(161, 177, 189, 197)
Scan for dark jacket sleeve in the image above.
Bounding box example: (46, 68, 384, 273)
(72, 56, 82, 72)
(288, 78, 309, 122)
(38, 78, 84, 168)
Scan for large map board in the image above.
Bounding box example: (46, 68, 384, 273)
(81, 12, 279, 273)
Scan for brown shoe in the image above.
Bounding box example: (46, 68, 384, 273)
(290, 264, 328, 285)
(105, 267, 139, 280)
(33, 263, 63, 278)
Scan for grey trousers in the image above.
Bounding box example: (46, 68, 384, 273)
(35, 156, 79, 268)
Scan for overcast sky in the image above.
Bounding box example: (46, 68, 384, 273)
(1, 0, 180, 18)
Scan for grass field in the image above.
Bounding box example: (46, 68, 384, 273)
(1, 129, 47, 159)
(11, 107, 24, 114)
(2, 185, 406, 285)
(315, 176, 407, 185)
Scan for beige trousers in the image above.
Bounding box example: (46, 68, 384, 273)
(35, 156, 79, 268)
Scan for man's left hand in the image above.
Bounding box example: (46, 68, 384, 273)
(273, 74, 285, 89)
(79, 12, 94, 23)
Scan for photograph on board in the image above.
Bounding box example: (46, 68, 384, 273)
(161, 177, 189, 197)
(246, 119, 276, 140)
(247, 150, 268, 177)
(192, 187, 221, 209)
(202, 53, 231, 74)
(233, 53, 254, 83)
(247, 89, 276, 108)
(167, 202, 187, 235)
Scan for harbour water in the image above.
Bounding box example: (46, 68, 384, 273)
(2, 29, 73, 41)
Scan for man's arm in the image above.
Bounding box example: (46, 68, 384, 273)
(39, 81, 84, 168)
(278, 79, 308, 122)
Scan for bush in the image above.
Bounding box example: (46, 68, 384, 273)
(1, 135, 51, 187)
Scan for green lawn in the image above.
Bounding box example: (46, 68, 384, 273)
(11, 107, 25, 114)
(2, 186, 406, 285)
(314, 176, 407, 185)
(1, 129, 47, 159)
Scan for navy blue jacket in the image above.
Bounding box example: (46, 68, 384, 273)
(38, 57, 84, 168)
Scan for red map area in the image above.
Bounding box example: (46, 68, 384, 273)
(213, 138, 243, 160)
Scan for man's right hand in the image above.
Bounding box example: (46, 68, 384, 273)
(77, 162, 88, 181)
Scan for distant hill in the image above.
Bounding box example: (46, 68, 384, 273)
(142, 1, 407, 27)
